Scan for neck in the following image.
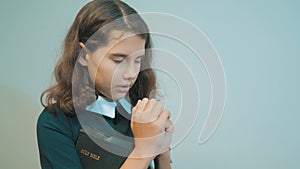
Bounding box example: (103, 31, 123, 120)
(98, 92, 113, 102)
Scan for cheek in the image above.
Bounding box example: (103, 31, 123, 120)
(96, 63, 115, 82)
(131, 75, 138, 85)
(88, 59, 114, 88)
(111, 66, 124, 78)
(131, 66, 141, 83)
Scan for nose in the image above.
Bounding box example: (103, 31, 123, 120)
(123, 64, 138, 80)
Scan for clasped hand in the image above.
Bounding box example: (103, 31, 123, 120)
(130, 98, 174, 158)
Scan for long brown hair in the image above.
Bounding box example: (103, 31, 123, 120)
(40, 0, 156, 116)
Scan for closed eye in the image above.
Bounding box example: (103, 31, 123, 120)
(135, 55, 144, 63)
(111, 55, 126, 63)
(112, 58, 124, 63)
(135, 58, 142, 63)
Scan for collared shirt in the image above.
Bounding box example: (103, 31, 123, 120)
(86, 96, 132, 118)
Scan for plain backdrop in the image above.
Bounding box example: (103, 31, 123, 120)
(0, 0, 299, 168)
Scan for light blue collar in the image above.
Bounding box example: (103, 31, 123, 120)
(85, 96, 132, 118)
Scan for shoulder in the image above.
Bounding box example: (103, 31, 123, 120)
(37, 105, 70, 130)
(37, 104, 81, 141)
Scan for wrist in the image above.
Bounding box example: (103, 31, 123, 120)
(154, 150, 172, 169)
(129, 146, 156, 161)
(133, 136, 165, 158)
(155, 150, 170, 161)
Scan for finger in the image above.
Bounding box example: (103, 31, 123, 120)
(143, 98, 154, 112)
(132, 100, 141, 115)
(132, 100, 141, 110)
(141, 99, 159, 122)
(166, 124, 174, 132)
(135, 98, 149, 112)
(151, 100, 163, 120)
(165, 119, 172, 128)
(165, 119, 174, 132)
(157, 109, 171, 125)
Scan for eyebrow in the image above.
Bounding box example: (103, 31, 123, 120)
(110, 53, 145, 58)
(110, 53, 128, 58)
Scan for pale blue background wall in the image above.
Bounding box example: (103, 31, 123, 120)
(0, 0, 299, 168)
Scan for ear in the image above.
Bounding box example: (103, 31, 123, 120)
(78, 42, 89, 66)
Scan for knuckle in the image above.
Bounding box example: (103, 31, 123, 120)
(131, 107, 137, 114)
(162, 109, 170, 116)
(132, 108, 140, 116)
(156, 102, 163, 111)
(169, 120, 174, 126)
(142, 97, 149, 102)
(150, 98, 156, 103)
(165, 109, 171, 116)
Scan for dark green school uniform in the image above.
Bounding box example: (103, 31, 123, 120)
(36, 104, 134, 169)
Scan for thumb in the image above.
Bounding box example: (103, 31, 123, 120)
(165, 119, 174, 133)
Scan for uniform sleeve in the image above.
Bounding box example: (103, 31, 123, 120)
(36, 109, 83, 169)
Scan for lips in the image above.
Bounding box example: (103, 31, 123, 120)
(116, 85, 131, 92)
(119, 85, 131, 88)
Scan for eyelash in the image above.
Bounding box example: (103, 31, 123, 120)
(135, 59, 142, 64)
(113, 59, 123, 63)
(113, 59, 142, 64)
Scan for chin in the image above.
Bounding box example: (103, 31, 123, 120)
(111, 92, 127, 101)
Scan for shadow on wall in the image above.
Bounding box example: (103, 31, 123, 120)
(0, 85, 40, 169)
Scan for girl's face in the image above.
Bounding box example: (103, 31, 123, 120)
(81, 31, 146, 101)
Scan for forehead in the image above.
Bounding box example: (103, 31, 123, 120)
(107, 30, 146, 55)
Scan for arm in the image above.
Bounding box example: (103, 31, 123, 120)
(37, 110, 83, 169)
(120, 148, 154, 169)
(154, 150, 172, 169)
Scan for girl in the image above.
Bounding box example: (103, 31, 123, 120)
(37, 0, 174, 169)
